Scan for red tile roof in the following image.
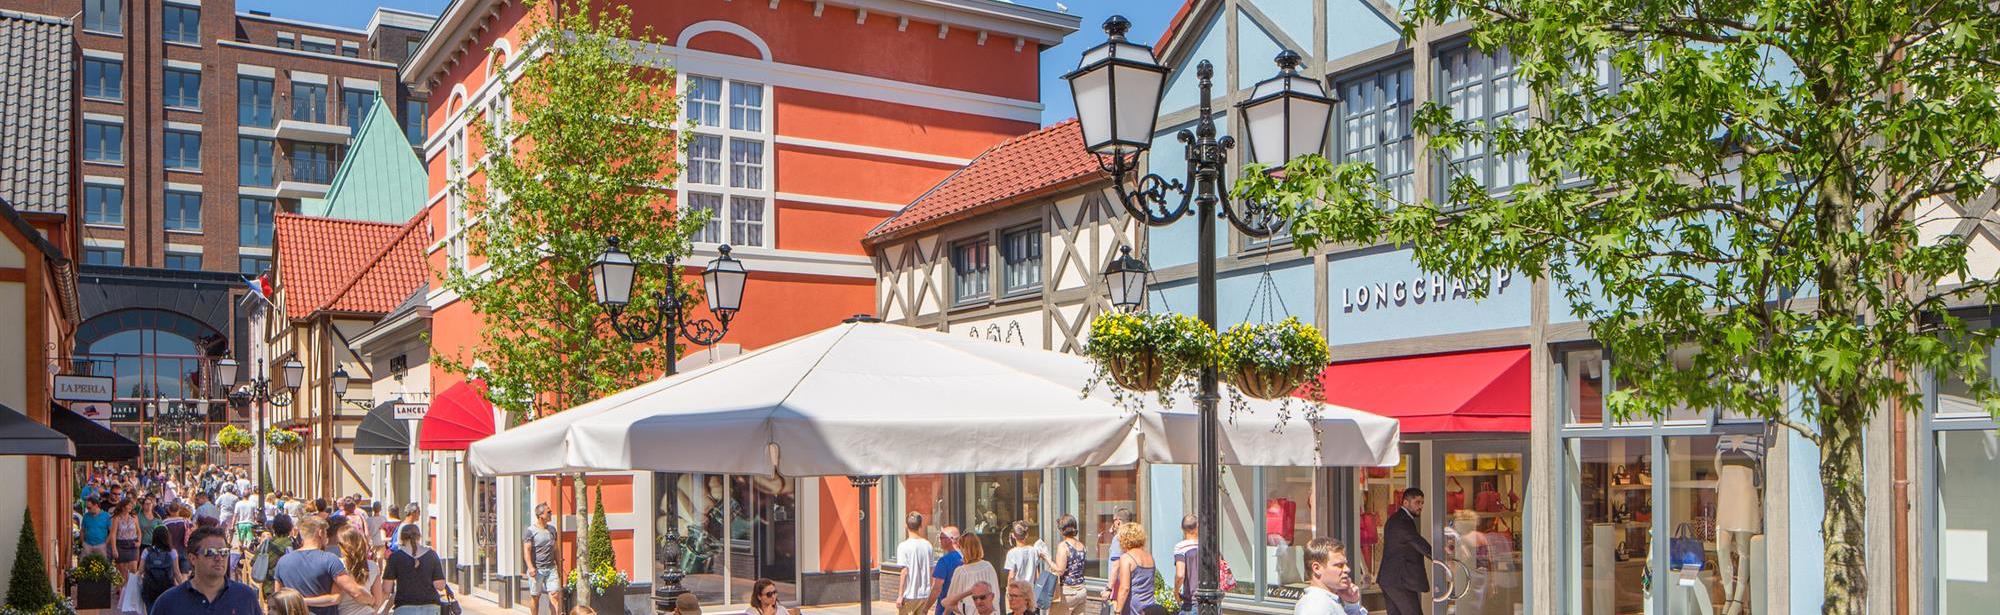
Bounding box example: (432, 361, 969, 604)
(864, 119, 1105, 245)
(274, 214, 427, 318)
(1155, 0, 1200, 52)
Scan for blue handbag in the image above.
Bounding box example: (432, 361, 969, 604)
(1669, 523, 1705, 570)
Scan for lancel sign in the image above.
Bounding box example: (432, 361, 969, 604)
(1338, 269, 1515, 313)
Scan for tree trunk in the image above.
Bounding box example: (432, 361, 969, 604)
(1820, 406, 1868, 615)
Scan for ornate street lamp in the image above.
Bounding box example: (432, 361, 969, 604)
(217, 357, 301, 526)
(590, 237, 748, 608)
(1069, 16, 1335, 615)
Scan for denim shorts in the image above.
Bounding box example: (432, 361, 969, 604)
(530, 568, 560, 596)
(393, 606, 441, 615)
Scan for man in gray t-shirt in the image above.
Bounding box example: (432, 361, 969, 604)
(524, 503, 559, 615)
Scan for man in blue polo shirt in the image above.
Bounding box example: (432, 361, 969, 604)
(152, 526, 261, 615)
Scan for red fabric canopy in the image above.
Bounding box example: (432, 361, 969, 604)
(417, 380, 496, 451)
(1314, 347, 1531, 434)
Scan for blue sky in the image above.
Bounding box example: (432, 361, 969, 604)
(250, 0, 1179, 125)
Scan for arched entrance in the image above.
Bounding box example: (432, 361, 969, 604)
(74, 309, 231, 472)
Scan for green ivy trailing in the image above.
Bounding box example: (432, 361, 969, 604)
(569, 486, 627, 596)
(5, 510, 56, 612)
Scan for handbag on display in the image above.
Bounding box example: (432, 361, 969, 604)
(1475, 486, 1504, 513)
(1669, 523, 1705, 570)
(1613, 465, 1629, 485)
(1445, 479, 1467, 513)
(1264, 498, 1296, 545)
(1445, 456, 1471, 473)
(1476, 456, 1499, 471)
(1366, 466, 1390, 479)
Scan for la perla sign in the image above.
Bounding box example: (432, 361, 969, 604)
(1339, 269, 1515, 313)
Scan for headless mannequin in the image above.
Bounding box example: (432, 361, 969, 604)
(1715, 437, 1763, 615)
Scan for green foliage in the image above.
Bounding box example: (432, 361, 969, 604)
(71, 555, 116, 584)
(150, 439, 182, 458)
(267, 429, 303, 452)
(1082, 311, 1218, 407)
(1153, 577, 1179, 614)
(437, 0, 703, 419)
(569, 486, 627, 595)
(1234, 0, 2000, 610)
(5, 510, 56, 611)
(1217, 317, 1329, 375)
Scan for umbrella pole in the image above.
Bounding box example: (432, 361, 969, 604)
(849, 476, 881, 615)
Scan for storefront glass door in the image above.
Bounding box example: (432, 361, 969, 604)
(655, 473, 798, 606)
(1432, 443, 1526, 615)
(1357, 445, 1419, 612)
(473, 474, 500, 598)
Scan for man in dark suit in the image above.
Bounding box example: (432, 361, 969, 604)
(1379, 488, 1431, 615)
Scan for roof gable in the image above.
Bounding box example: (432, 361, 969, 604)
(863, 119, 1104, 245)
(0, 10, 72, 214)
(306, 95, 429, 223)
(323, 219, 429, 315)
(273, 215, 409, 318)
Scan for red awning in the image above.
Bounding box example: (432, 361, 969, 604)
(1315, 347, 1531, 434)
(417, 380, 496, 451)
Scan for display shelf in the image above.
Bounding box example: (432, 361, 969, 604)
(1609, 483, 1655, 491)
(1671, 480, 1719, 489)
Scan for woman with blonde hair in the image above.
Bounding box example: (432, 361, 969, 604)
(334, 525, 386, 615)
(270, 587, 311, 615)
(942, 534, 998, 615)
(1106, 523, 1156, 615)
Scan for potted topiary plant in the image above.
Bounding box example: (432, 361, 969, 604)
(1082, 311, 1218, 407)
(70, 555, 116, 610)
(569, 487, 628, 615)
(1218, 317, 1329, 399)
(6, 509, 58, 613)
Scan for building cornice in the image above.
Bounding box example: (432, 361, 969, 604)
(216, 39, 400, 70)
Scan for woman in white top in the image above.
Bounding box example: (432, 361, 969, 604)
(943, 533, 999, 615)
(1001, 521, 1048, 599)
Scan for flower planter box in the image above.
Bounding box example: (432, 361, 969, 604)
(74, 579, 113, 610)
(587, 582, 629, 615)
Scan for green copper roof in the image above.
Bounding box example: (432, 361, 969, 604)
(308, 94, 427, 224)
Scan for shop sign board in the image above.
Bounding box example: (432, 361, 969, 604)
(393, 403, 429, 420)
(73, 401, 114, 424)
(53, 375, 114, 402)
(1326, 247, 1530, 345)
(110, 402, 142, 421)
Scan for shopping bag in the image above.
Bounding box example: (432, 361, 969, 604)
(119, 572, 145, 614)
(1035, 568, 1059, 610)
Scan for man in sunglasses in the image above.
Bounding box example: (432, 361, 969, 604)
(152, 526, 261, 614)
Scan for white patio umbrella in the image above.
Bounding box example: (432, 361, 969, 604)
(469, 319, 1399, 476)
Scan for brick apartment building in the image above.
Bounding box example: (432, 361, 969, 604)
(0, 0, 434, 274)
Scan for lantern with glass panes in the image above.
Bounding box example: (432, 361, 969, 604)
(1067, 16, 1333, 615)
(214, 356, 302, 526)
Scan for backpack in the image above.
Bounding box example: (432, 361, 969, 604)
(141, 549, 176, 597)
(251, 538, 292, 583)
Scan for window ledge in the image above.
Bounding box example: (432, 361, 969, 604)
(83, 160, 126, 168)
(166, 228, 204, 235)
(165, 105, 202, 113)
(80, 29, 123, 37)
(165, 167, 203, 175)
(84, 223, 125, 230)
(82, 96, 124, 105)
(165, 40, 201, 49)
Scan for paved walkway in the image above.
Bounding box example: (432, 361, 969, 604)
(452, 590, 894, 615)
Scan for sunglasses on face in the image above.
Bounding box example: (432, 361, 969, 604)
(761, 591, 778, 598)
(195, 547, 231, 558)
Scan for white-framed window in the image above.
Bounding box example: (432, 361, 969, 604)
(1338, 63, 1416, 206)
(446, 127, 469, 272)
(1000, 226, 1042, 295)
(82, 0, 121, 35)
(1436, 45, 1529, 201)
(680, 74, 770, 247)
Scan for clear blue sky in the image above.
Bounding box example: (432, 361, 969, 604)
(245, 0, 1178, 125)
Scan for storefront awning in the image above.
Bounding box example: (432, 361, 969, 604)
(0, 402, 73, 458)
(1315, 346, 1531, 434)
(354, 400, 412, 455)
(50, 402, 137, 461)
(417, 381, 494, 451)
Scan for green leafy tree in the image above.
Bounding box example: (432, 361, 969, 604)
(1236, 2, 2000, 612)
(5, 510, 56, 611)
(438, 0, 703, 418)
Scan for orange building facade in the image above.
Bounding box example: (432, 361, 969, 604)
(398, 0, 1075, 609)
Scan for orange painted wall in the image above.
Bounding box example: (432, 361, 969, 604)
(816, 478, 880, 573)
(773, 204, 900, 254)
(776, 147, 964, 206)
(776, 88, 1036, 160)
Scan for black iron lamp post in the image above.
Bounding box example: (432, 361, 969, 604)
(216, 357, 303, 526)
(1068, 15, 1333, 615)
(589, 238, 749, 609)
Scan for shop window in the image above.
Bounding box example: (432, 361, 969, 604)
(1439, 454, 1525, 615)
(1001, 227, 1043, 295)
(971, 471, 1042, 572)
(83, 57, 122, 100)
(1937, 429, 2000, 611)
(1666, 434, 1767, 615)
(952, 238, 991, 305)
(1082, 466, 1141, 578)
(164, 68, 200, 109)
(1566, 437, 1651, 615)
(1565, 348, 1606, 425)
(1357, 454, 1414, 603)
(162, 4, 199, 45)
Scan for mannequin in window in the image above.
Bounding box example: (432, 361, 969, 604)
(1714, 435, 1764, 615)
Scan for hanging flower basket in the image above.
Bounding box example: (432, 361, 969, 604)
(1219, 317, 1329, 401)
(1083, 311, 1217, 407)
(217, 426, 255, 452)
(268, 429, 304, 452)
(151, 439, 183, 458)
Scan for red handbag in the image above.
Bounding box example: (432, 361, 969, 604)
(1475, 489, 1504, 513)
(1446, 481, 1466, 512)
(1265, 498, 1296, 544)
